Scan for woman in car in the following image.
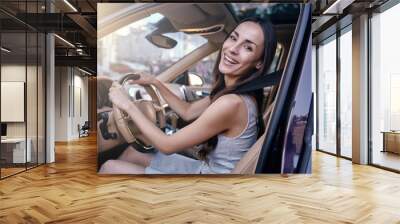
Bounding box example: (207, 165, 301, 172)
(99, 17, 277, 174)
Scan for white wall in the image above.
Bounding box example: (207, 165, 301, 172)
(54, 67, 89, 141)
(1, 65, 26, 141)
(73, 73, 89, 137)
(1, 64, 46, 164)
(55, 67, 69, 141)
(1, 65, 38, 138)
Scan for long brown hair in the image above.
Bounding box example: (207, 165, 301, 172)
(198, 17, 277, 161)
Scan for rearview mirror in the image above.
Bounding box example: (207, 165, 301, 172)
(146, 34, 177, 49)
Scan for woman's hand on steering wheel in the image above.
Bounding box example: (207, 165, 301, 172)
(109, 82, 137, 112)
(126, 72, 157, 86)
(110, 74, 166, 150)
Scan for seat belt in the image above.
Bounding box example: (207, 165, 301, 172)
(236, 70, 282, 93)
(231, 69, 282, 174)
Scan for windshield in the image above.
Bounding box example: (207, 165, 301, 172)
(98, 13, 208, 80)
(231, 3, 300, 24)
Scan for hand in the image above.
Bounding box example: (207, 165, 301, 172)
(127, 72, 157, 86)
(108, 82, 136, 112)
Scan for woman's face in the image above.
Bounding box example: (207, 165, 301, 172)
(218, 21, 265, 77)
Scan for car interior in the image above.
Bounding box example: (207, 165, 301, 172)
(97, 3, 311, 173)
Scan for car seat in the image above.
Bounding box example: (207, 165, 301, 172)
(232, 100, 275, 174)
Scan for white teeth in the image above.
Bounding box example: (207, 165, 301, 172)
(224, 54, 237, 64)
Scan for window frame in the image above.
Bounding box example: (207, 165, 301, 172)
(315, 23, 353, 161)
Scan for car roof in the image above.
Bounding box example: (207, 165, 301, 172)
(98, 3, 237, 45)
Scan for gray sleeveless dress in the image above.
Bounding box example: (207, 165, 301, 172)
(145, 94, 258, 174)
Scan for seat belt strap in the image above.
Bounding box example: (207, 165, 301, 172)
(236, 70, 282, 93)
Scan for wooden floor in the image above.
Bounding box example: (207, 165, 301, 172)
(1, 163, 43, 178)
(0, 135, 400, 223)
(1, 167, 26, 177)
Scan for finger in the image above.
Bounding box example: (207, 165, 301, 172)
(112, 84, 125, 93)
(127, 80, 137, 85)
(109, 86, 118, 92)
(109, 87, 120, 95)
(112, 82, 121, 88)
(108, 91, 115, 99)
(130, 73, 141, 80)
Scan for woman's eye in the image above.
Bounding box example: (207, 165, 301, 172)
(229, 35, 236, 41)
(244, 45, 253, 52)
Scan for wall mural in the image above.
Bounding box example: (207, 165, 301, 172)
(97, 2, 312, 174)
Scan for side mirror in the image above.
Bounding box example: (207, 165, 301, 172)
(146, 34, 177, 49)
(188, 73, 204, 86)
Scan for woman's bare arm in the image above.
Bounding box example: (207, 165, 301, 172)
(153, 79, 210, 121)
(130, 74, 210, 121)
(109, 84, 241, 155)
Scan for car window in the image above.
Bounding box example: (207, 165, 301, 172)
(231, 3, 300, 24)
(268, 43, 284, 73)
(173, 51, 219, 88)
(98, 13, 208, 80)
(188, 51, 219, 88)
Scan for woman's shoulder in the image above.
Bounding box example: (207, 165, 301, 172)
(213, 94, 244, 107)
(204, 94, 245, 118)
(217, 94, 256, 106)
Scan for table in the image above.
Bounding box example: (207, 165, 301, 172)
(381, 131, 400, 154)
(1, 138, 32, 164)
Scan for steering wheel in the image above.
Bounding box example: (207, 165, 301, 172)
(112, 73, 166, 152)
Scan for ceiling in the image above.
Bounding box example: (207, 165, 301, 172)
(0, 0, 98, 74)
(311, 0, 391, 44)
(1, 0, 394, 74)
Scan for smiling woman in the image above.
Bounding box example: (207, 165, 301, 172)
(98, 16, 277, 174)
(219, 22, 265, 78)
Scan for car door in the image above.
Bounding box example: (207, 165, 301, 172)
(256, 3, 313, 174)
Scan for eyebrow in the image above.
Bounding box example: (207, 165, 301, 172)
(232, 31, 258, 46)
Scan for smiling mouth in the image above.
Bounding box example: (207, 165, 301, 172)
(223, 53, 238, 65)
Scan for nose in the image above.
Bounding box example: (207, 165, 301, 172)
(228, 42, 240, 55)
